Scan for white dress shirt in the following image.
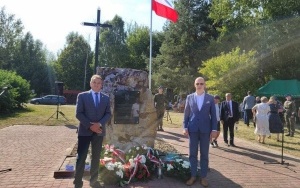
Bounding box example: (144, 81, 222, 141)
(195, 92, 205, 111)
(215, 103, 220, 121)
(227, 100, 233, 117)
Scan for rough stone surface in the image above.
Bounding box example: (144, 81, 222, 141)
(97, 67, 157, 151)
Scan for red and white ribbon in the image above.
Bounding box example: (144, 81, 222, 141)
(126, 154, 150, 184)
(112, 148, 126, 163)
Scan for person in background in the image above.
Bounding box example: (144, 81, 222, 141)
(131, 98, 140, 124)
(178, 94, 187, 113)
(253, 96, 261, 127)
(154, 86, 167, 131)
(74, 75, 111, 188)
(239, 102, 244, 120)
(172, 101, 179, 112)
(243, 91, 256, 127)
(183, 77, 217, 187)
(268, 96, 283, 142)
(283, 94, 296, 137)
(298, 107, 300, 121)
(255, 96, 261, 104)
(211, 95, 221, 148)
(252, 96, 270, 144)
(220, 93, 240, 147)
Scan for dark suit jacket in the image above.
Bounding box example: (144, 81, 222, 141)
(76, 90, 111, 136)
(183, 93, 217, 133)
(220, 100, 239, 122)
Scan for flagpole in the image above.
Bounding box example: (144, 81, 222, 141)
(149, 0, 153, 90)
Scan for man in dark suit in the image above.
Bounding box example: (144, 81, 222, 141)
(220, 93, 240, 147)
(183, 77, 217, 187)
(73, 75, 111, 188)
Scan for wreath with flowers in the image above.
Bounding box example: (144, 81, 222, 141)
(162, 155, 191, 182)
(99, 144, 190, 186)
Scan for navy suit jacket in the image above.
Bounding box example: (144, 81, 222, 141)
(183, 93, 217, 133)
(76, 90, 111, 136)
(220, 100, 239, 122)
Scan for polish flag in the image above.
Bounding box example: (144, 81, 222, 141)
(152, 0, 178, 22)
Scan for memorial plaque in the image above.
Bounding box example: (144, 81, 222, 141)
(114, 90, 140, 124)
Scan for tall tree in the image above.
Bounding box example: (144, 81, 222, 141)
(207, 0, 300, 88)
(0, 7, 23, 70)
(209, 0, 264, 37)
(153, 0, 218, 91)
(54, 32, 93, 91)
(263, 0, 300, 19)
(126, 23, 163, 70)
(200, 47, 258, 101)
(13, 32, 51, 95)
(99, 15, 129, 68)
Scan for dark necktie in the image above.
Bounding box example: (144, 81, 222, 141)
(95, 93, 99, 108)
(228, 101, 232, 116)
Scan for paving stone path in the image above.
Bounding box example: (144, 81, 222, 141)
(0, 125, 300, 188)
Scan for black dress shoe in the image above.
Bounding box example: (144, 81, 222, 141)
(73, 180, 83, 188)
(230, 143, 236, 147)
(74, 184, 83, 188)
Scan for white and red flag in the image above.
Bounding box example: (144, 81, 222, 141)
(152, 0, 178, 22)
(149, 0, 178, 89)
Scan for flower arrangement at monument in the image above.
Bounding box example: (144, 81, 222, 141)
(162, 154, 191, 182)
(99, 144, 191, 186)
(99, 144, 159, 186)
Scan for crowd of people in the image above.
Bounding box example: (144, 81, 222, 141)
(153, 78, 300, 187)
(73, 74, 299, 188)
(249, 93, 298, 144)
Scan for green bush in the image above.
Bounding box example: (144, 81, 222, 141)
(0, 69, 33, 113)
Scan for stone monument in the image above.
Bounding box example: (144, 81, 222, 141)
(97, 67, 157, 151)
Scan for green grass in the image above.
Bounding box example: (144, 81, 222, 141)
(1, 106, 300, 158)
(233, 122, 300, 158)
(0, 103, 78, 129)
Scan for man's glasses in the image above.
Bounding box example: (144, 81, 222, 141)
(196, 83, 204, 86)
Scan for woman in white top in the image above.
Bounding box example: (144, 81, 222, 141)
(252, 96, 270, 144)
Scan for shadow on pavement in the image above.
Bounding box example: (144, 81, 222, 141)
(65, 124, 78, 129)
(229, 145, 300, 164)
(207, 168, 243, 188)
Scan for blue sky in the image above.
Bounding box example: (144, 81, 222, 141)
(1, 0, 167, 54)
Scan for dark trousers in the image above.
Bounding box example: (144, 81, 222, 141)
(74, 134, 103, 186)
(244, 109, 253, 125)
(156, 108, 165, 129)
(223, 118, 235, 144)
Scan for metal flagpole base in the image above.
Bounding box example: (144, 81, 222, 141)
(263, 131, 296, 173)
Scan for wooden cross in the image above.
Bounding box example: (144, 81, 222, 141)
(83, 8, 112, 73)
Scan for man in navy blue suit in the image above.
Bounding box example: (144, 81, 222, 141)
(183, 77, 217, 187)
(73, 75, 111, 188)
(220, 93, 240, 147)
